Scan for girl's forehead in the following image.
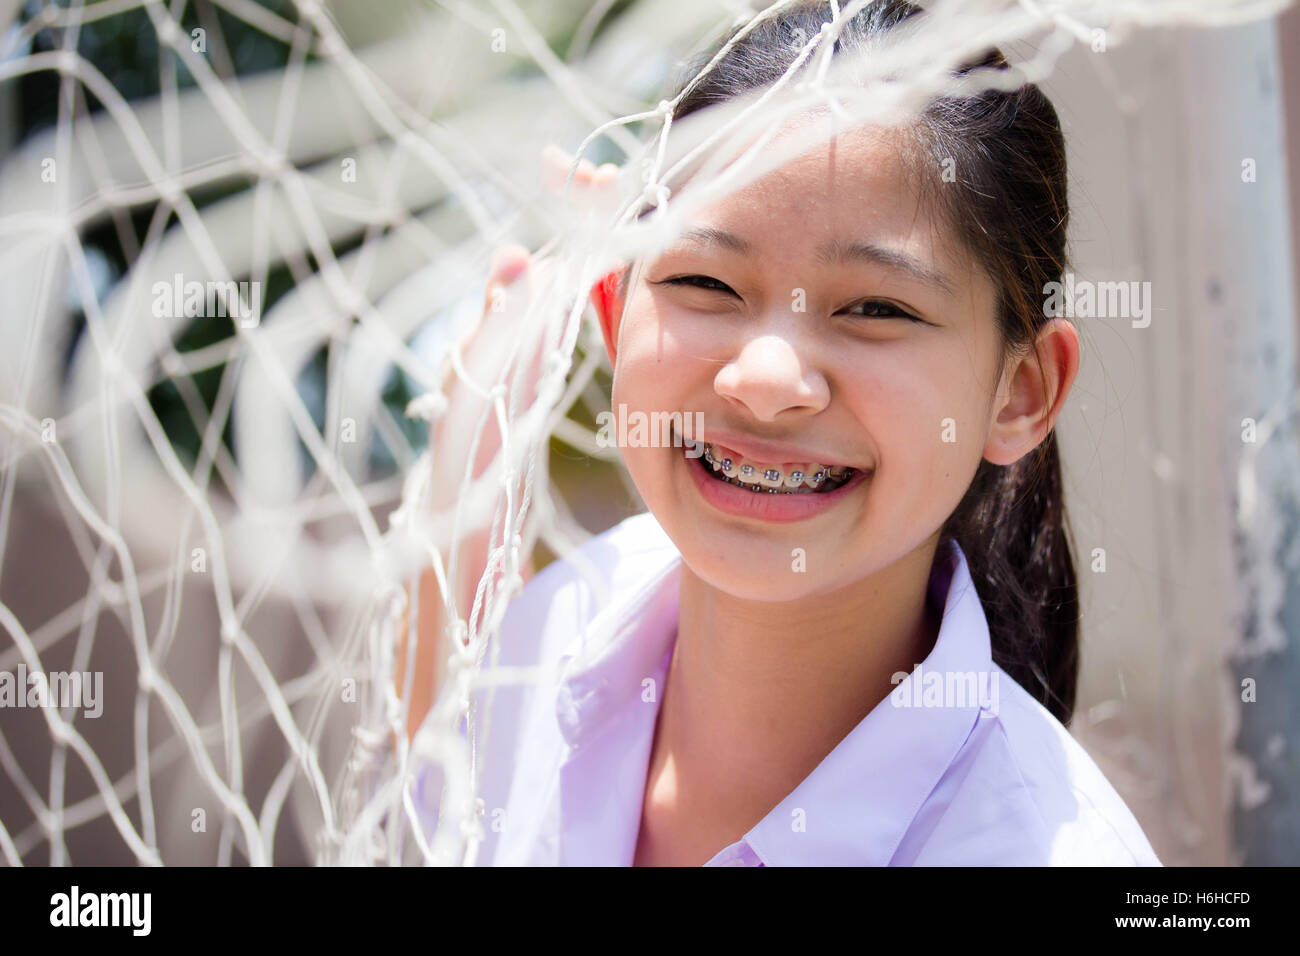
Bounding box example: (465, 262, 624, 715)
(668, 124, 962, 277)
(715, 122, 914, 210)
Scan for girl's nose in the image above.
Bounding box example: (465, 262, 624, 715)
(713, 334, 830, 422)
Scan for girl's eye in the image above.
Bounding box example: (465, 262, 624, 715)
(657, 277, 922, 323)
(658, 275, 735, 294)
(844, 299, 923, 322)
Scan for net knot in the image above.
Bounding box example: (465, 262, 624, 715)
(155, 16, 181, 46)
(50, 720, 72, 746)
(545, 350, 568, 378)
(405, 391, 448, 422)
(447, 618, 470, 649)
(641, 182, 670, 209)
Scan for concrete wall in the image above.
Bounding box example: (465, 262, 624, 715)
(1050, 13, 1299, 865)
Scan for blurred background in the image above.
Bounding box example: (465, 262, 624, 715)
(0, 0, 1297, 866)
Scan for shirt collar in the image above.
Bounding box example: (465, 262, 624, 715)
(555, 518, 681, 750)
(553, 523, 992, 866)
(745, 536, 992, 866)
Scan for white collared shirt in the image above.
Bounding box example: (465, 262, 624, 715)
(449, 511, 1161, 866)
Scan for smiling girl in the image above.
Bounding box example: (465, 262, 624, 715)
(409, 0, 1161, 867)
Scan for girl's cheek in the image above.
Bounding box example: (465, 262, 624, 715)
(868, 367, 983, 490)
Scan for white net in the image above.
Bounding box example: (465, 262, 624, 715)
(0, 0, 1294, 866)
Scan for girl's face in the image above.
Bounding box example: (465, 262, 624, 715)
(607, 122, 1008, 602)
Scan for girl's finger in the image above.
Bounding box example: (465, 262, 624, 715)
(542, 144, 595, 192)
(484, 244, 530, 314)
(489, 244, 530, 284)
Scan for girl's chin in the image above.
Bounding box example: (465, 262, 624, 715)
(681, 561, 821, 602)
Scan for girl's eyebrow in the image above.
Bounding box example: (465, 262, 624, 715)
(673, 226, 954, 295)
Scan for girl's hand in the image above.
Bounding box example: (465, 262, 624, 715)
(433, 143, 623, 485)
(540, 142, 622, 216)
(429, 243, 542, 511)
(444, 143, 619, 412)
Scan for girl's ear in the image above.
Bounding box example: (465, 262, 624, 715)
(589, 265, 628, 365)
(983, 318, 1080, 466)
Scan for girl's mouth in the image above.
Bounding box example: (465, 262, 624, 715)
(694, 440, 858, 494)
(675, 429, 871, 523)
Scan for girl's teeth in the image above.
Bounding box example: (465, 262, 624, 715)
(702, 443, 853, 492)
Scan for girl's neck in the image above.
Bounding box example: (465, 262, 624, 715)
(641, 534, 944, 856)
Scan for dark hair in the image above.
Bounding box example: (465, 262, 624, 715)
(617, 0, 1079, 724)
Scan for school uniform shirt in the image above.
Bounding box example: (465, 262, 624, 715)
(443, 510, 1161, 866)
